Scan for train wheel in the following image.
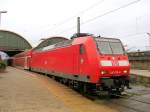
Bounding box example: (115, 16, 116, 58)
(78, 82, 85, 94)
(82, 83, 96, 95)
(108, 88, 121, 98)
(68, 80, 74, 88)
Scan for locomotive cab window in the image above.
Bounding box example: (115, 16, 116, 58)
(55, 40, 73, 48)
(80, 44, 85, 54)
(95, 38, 125, 54)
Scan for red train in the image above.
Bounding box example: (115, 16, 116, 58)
(13, 49, 32, 69)
(13, 33, 130, 95)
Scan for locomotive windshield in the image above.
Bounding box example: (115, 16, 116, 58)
(95, 38, 124, 54)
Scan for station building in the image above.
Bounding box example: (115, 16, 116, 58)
(0, 30, 32, 57)
(0, 30, 32, 65)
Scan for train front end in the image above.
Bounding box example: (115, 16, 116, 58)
(95, 37, 130, 94)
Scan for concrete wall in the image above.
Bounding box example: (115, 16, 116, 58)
(128, 51, 150, 70)
(129, 60, 150, 70)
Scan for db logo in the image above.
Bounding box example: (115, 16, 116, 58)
(113, 62, 119, 66)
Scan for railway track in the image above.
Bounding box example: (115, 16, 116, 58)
(94, 89, 150, 112)
(80, 91, 150, 112)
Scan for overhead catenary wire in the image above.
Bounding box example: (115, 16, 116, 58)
(45, 0, 105, 31)
(81, 0, 141, 25)
(56, 0, 141, 35)
(119, 31, 150, 38)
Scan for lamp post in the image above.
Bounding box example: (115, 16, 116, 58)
(0, 10, 7, 27)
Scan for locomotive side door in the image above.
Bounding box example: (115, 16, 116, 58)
(73, 45, 80, 74)
(79, 44, 86, 75)
(73, 44, 86, 76)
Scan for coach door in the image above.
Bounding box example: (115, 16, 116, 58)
(24, 56, 27, 69)
(24, 56, 30, 70)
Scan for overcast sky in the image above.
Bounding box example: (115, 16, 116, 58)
(0, 0, 150, 51)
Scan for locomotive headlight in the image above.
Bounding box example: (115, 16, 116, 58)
(101, 70, 107, 75)
(100, 61, 112, 66)
(118, 60, 129, 66)
(123, 70, 128, 73)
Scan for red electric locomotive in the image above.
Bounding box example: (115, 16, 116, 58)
(13, 33, 130, 95)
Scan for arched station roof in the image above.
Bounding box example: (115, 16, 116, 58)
(35, 36, 69, 49)
(0, 30, 32, 51)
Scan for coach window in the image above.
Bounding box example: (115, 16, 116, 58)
(80, 44, 85, 54)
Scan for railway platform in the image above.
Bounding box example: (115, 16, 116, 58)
(0, 67, 117, 112)
(130, 69, 150, 84)
(0, 67, 72, 112)
(0, 67, 149, 112)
